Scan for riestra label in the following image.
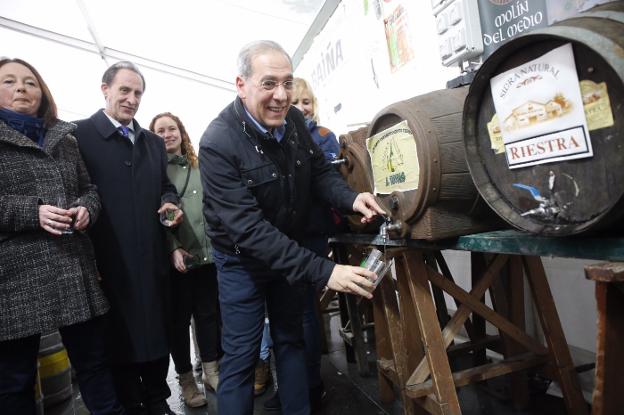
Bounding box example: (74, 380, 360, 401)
(505, 125, 590, 169)
(490, 43, 592, 168)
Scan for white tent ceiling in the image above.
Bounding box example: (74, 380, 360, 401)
(0, 0, 325, 143)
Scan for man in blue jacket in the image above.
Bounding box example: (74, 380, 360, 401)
(199, 40, 384, 415)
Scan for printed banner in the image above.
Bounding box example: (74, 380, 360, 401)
(366, 120, 419, 194)
(477, 0, 548, 59)
(490, 43, 592, 169)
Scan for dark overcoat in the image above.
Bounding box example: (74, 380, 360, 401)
(74, 109, 178, 363)
(0, 119, 108, 341)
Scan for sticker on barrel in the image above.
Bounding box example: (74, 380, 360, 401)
(489, 43, 592, 169)
(366, 120, 419, 194)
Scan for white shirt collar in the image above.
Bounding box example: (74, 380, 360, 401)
(103, 111, 136, 143)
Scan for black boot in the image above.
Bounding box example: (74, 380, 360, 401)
(263, 390, 281, 411)
(310, 382, 327, 413)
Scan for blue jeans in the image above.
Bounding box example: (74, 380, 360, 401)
(259, 318, 272, 362)
(214, 249, 309, 415)
(0, 316, 124, 415)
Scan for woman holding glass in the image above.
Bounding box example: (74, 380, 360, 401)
(150, 112, 220, 408)
(0, 58, 123, 414)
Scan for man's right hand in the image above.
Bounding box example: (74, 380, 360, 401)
(326, 264, 376, 299)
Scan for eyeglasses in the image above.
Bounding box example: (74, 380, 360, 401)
(258, 79, 294, 91)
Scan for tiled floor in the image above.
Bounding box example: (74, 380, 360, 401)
(47, 310, 580, 415)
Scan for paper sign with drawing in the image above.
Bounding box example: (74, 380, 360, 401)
(490, 43, 592, 169)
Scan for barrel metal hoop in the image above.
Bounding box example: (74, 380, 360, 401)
(534, 25, 624, 79)
(582, 10, 624, 25)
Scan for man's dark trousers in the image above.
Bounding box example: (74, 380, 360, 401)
(214, 249, 309, 415)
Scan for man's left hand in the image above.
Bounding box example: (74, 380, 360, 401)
(352, 192, 386, 224)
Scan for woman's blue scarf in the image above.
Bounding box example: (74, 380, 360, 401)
(0, 107, 46, 147)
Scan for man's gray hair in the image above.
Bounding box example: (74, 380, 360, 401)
(237, 40, 292, 79)
(102, 60, 146, 91)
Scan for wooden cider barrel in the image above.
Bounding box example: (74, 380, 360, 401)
(337, 126, 377, 232)
(367, 87, 498, 240)
(463, 1, 624, 236)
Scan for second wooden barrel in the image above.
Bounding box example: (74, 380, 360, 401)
(366, 87, 497, 239)
(337, 126, 377, 232)
(463, 2, 624, 235)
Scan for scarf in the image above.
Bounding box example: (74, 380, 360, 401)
(169, 154, 189, 166)
(0, 107, 46, 147)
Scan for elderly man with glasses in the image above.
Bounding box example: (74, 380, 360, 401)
(199, 40, 384, 415)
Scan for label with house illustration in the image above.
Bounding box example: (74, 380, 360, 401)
(366, 120, 419, 194)
(490, 43, 592, 169)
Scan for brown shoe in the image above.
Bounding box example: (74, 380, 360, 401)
(253, 358, 270, 396)
(202, 360, 219, 392)
(178, 371, 207, 407)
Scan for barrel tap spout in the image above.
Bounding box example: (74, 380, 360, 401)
(513, 172, 560, 220)
(378, 216, 402, 240)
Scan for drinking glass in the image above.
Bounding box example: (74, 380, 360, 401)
(362, 248, 393, 290)
(56, 196, 75, 235)
(159, 208, 177, 227)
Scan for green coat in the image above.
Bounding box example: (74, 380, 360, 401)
(166, 154, 213, 266)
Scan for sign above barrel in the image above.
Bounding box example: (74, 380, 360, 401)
(432, 0, 617, 67)
(463, 1, 624, 235)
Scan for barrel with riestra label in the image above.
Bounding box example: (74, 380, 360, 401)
(463, 1, 624, 236)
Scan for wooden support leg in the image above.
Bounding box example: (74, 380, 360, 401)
(337, 292, 356, 363)
(332, 244, 369, 374)
(381, 258, 424, 415)
(471, 253, 488, 366)
(395, 253, 429, 414)
(403, 251, 462, 415)
(345, 293, 370, 376)
(425, 252, 451, 329)
(434, 252, 475, 339)
(584, 262, 624, 415)
(505, 256, 530, 408)
(522, 256, 589, 415)
(489, 256, 529, 409)
(372, 276, 399, 404)
(409, 254, 511, 385)
(591, 281, 624, 415)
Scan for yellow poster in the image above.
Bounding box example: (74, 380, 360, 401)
(366, 120, 419, 194)
(580, 80, 614, 131)
(487, 113, 505, 154)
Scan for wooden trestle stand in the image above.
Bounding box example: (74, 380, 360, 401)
(329, 231, 610, 415)
(583, 262, 624, 415)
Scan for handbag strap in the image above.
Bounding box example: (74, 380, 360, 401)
(178, 164, 192, 198)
